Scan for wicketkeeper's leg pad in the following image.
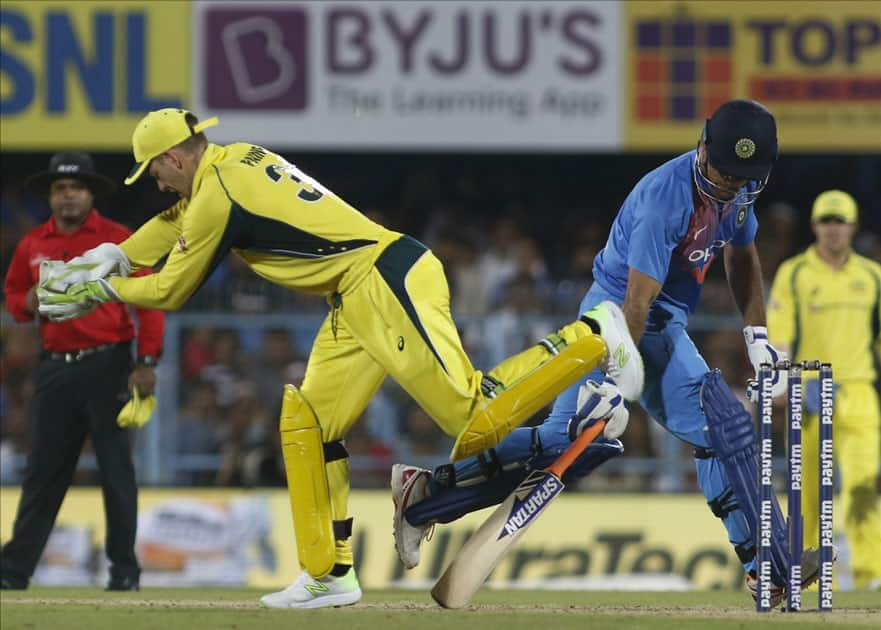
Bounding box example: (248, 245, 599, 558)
(279, 384, 352, 579)
(701, 369, 789, 587)
(451, 332, 606, 461)
(406, 434, 623, 526)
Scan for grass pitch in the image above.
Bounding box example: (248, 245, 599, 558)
(2, 588, 879, 629)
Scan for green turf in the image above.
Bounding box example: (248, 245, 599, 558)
(1, 588, 878, 629)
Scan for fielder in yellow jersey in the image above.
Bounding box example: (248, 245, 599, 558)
(768, 190, 881, 592)
(35, 109, 645, 608)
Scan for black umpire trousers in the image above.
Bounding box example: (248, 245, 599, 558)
(1, 342, 140, 585)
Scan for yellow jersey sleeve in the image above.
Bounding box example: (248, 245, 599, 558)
(766, 258, 798, 350)
(111, 179, 233, 309)
(870, 262, 881, 359)
(120, 199, 188, 270)
(876, 289, 881, 359)
(112, 142, 401, 308)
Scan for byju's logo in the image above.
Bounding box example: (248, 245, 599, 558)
(634, 17, 733, 121)
(204, 9, 308, 109)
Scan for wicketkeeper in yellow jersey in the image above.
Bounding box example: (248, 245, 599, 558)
(36, 109, 644, 608)
(768, 190, 881, 592)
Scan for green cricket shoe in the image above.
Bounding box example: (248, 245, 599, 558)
(582, 300, 644, 401)
(260, 567, 362, 609)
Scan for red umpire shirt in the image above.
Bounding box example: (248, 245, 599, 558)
(5, 208, 164, 356)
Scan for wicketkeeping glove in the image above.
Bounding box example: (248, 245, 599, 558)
(39, 243, 131, 294)
(37, 299, 99, 322)
(38, 278, 120, 321)
(567, 377, 630, 440)
(743, 326, 788, 402)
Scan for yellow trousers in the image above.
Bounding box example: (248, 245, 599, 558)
(298, 236, 597, 565)
(801, 382, 881, 590)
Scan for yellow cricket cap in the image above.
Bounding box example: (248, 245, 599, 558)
(811, 190, 858, 224)
(124, 108, 219, 185)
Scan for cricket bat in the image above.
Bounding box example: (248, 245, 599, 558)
(431, 418, 608, 608)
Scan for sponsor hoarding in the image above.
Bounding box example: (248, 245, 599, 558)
(625, 0, 881, 151)
(4, 1, 876, 152)
(191, 1, 623, 150)
(0, 1, 189, 149)
(0, 487, 810, 590)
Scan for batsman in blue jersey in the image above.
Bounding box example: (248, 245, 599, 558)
(392, 100, 833, 606)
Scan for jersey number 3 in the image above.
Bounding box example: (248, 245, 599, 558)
(264, 161, 325, 202)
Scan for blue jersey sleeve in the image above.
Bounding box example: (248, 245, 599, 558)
(626, 189, 689, 285)
(731, 206, 758, 246)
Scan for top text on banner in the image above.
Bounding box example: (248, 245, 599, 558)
(1, 1, 189, 150)
(624, 0, 881, 151)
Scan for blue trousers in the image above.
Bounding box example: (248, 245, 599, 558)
(454, 283, 756, 575)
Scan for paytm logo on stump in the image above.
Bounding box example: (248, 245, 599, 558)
(634, 17, 733, 121)
(203, 8, 308, 109)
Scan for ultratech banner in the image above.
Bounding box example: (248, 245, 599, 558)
(625, 0, 881, 151)
(0, 1, 190, 149)
(2, 488, 840, 591)
(191, 1, 622, 150)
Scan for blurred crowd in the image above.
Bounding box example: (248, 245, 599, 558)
(2, 153, 880, 490)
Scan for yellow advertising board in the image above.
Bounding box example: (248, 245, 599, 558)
(625, 0, 881, 151)
(1, 487, 846, 591)
(0, 1, 189, 149)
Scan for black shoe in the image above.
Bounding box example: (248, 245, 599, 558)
(0, 575, 28, 590)
(106, 575, 140, 591)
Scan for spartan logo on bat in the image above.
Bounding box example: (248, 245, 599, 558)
(498, 474, 563, 539)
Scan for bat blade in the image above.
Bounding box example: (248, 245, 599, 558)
(431, 419, 606, 608)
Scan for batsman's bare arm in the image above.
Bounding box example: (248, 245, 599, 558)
(622, 267, 661, 345)
(724, 242, 766, 328)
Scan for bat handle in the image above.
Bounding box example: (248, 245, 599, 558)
(547, 418, 608, 478)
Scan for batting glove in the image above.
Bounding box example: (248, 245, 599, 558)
(743, 326, 788, 402)
(567, 377, 630, 440)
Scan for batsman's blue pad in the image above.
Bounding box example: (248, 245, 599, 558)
(695, 456, 757, 573)
(405, 437, 623, 526)
(701, 369, 788, 587)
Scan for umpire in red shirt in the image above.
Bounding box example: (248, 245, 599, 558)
(1, 153, 165, 591)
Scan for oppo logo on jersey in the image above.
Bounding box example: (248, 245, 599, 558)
(687, 239, 732, 264)
(684, 238, 733, 284)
